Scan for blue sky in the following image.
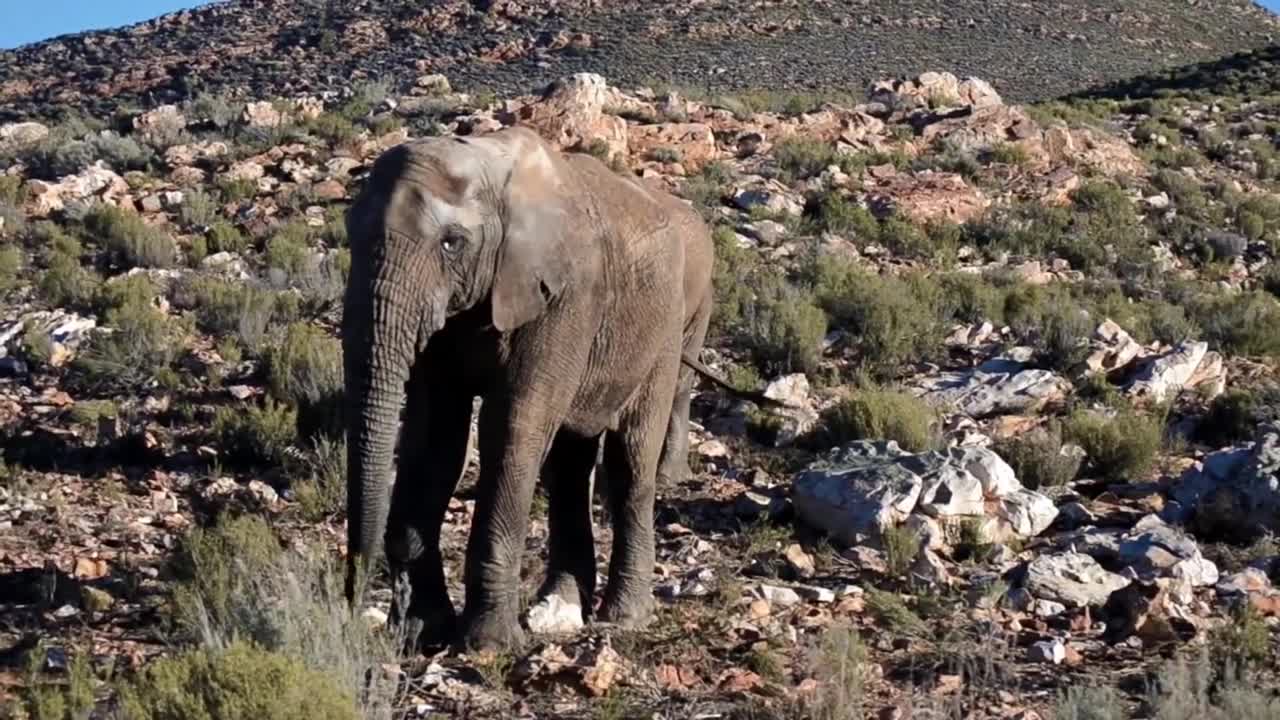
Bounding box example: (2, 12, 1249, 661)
(1, 0, 1279, 50)
(1, 1, 209, 50)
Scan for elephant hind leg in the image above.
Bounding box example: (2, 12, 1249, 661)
(656, 289, 712, 489)
(530, 429, 600, 629)
(597, 352, 681, 628)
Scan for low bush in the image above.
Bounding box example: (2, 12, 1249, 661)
(266, 322, 344, 442)
(83, 203, 177, 269)
(177, 276, 279, 350)
(0, 244, 22, 294)
(881, 523, 922, 577)
(1191, 290, 1280, 358)
(164, 513, 401, 720)
(805, 192, 879, 239)
(74, 290, 187, 392)
(739, 278, 828, 375)
(293, 436, 347, 522)
(116, 641, 359, 720)
(993, 423, 1082, 489)
(820, 387, 938, 452)
(212, 399, 298, 466)
(811, 257, 945, 378)
(774, 137, 840, 180)
(1063, 407, 1163, 482)
(179, 189, 220, 228)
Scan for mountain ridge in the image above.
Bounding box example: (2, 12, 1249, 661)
(1, 0, 1278, 123)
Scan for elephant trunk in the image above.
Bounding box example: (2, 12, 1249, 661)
(342, 274, 425, 603)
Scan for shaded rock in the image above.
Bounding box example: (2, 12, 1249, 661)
(1025, 552, 1130, 608)
(1117, 515, 1218, 589)
(911, 356, 1070, 419)
(0, 310, 97, 367)
(1169, 423, 1280, 540)
(731, 183, 804, 217)
(792, 441, 1056, 543)
(1027, 639, 1065, 665)
(1203, 229, 1248, 260)
(1124, 340, 1209, 403)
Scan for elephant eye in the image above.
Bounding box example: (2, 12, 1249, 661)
(440, 228, 466, 254)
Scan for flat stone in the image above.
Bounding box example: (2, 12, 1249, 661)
(1025, 552, 1130, 608)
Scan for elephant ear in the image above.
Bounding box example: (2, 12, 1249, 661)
(490, 129, 573, 333)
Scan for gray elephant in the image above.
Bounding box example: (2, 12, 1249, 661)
(340, 124, 779, 652)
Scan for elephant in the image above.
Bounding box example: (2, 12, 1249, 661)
(340, 124, 783, 652)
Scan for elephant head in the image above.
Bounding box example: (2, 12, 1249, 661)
(341, 125, 573, 601)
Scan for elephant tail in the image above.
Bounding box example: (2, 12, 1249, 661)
(681, 353, 797, 410)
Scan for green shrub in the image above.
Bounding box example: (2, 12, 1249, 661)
(178, 277, 278, 350)
(937, 272, 1006, 325)
(821, 387, 937, 452)
(993, 423, 1082, 489)
(267, 323, 344, 442)
(1145, 648, 1280, 720)
(708, 224, 759, 337)
(180, 189, 219, 228)
(807, 193, 879, 239)
(92, 133, 157, 173)
(213, 399, 298, 466)
(294, 437, 347, 522)
(987, 142, 1030, 165)
(37, 250, 97, 309)
(1192, 290, 1280, 357)
(881, 523, 921, 577)
(740, 279, 827, 375)
(116, 641, 358, 720)
(680, 161, 735, 215)
(799, 625, 869, 720)
(0, 244, 22, 294)
(1053, 684, 1127, 720)
(162, 513, 399, 719)
(217, 177, 258, 203)
(1037, 304, 1093, 372)
(877, 216, 931, 258)
(188, 91, 243, 129)
(1209, 603, 1272, 672)
(812, 257, 944, 377)
(21, 646, 96, 720)
(307, 113, 359, 144)
(1196, 387, 1279, 447)
(864, 588, 925, 634)
(207, 220, 247, 254)
(1064, 407, 1163, 483)
(170, 514, 284, 638)
(75, 292, 187, 392)
(0, 174, 24, 205)
(774, 137, 839, 180)
(83, 204, 177, 269)
(266, 222, 313, 280)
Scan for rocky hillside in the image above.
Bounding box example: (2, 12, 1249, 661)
(2, 0, 1279, 124)
(2, 56, 1280, 718)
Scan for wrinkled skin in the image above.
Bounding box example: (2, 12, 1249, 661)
(341, 125, 715, 652)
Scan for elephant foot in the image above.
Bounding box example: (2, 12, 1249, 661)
(459, 608, 526, 652)
(597, 591, 656, 630)
(396, 605, 460, 653)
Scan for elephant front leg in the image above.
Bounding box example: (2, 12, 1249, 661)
(459, 394, 566, 652)
(529, 430, 600, 632)
(385, 374, 474, 651)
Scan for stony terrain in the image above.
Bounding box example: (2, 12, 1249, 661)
(2, 0, 1279, 124)
(2, 19, 1280, 720)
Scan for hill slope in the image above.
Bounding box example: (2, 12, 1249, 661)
(1, 0, 1278, 122)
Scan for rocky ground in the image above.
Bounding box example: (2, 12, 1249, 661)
(2, 50, 1280, 720)
(2, 0, 1279, 124)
